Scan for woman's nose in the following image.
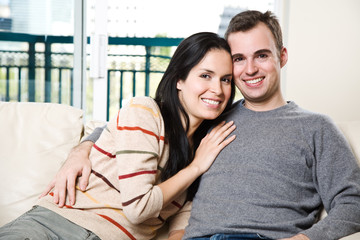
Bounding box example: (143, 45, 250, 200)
(210, 79, 222, 94)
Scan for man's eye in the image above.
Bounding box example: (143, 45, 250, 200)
(233, 57, 243, 62)
(258, 54, 268, 58)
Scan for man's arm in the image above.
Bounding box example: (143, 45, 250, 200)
(40, 126, 105, 207)
(301, 117, 360, 239)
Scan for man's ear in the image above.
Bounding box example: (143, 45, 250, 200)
(280, 47, 288, 68)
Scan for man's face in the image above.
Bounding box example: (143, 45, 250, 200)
(227, 22, 287, 110)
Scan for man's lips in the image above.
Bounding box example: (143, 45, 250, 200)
(244, 77, 264, 86)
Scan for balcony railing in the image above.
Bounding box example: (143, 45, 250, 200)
(0, 32, 183, 120)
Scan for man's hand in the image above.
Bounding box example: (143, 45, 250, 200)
(40, 141, 94, 207)
(167, 230, 185, 240)
(279, 234, 310, 240)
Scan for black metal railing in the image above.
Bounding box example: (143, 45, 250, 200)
(0, 32, 183, 119)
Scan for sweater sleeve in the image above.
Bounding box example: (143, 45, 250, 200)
(167, 201, 192, 233)
(81, 125, 106, 143)
(110, 97, 164, 224)
(301, 116, 360, 240)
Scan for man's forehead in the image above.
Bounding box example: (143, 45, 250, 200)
(227, 27, 277, 55)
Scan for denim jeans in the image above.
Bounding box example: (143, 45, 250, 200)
(188, 233, 273, 240)
(0, 205, 100, 240)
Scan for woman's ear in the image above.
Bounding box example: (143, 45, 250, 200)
(176, 80, 182, 91)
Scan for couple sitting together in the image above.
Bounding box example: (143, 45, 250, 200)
(1, 10, 360, 240)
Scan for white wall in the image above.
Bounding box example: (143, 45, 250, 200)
(280, 0, 360, 122)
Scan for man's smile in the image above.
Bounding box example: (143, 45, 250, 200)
(244, 77, 264, 86)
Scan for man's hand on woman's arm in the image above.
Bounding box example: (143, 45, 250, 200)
(40, 141, 93, 207)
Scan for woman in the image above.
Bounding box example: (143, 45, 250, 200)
(0, 32, 236, 240)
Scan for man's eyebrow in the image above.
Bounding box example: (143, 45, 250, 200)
(254, 49, 272, 55)
(231, 53, 244, 59)
(231, 49, 273, 59)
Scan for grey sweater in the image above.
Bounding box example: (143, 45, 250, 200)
(183, 100, 360, 240)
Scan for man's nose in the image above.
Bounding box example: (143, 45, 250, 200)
(245, 60, 258, 75)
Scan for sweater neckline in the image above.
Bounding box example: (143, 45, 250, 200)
(237, 99, 296, 115)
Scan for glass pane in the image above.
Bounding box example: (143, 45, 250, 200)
(0, 0, 75, 105)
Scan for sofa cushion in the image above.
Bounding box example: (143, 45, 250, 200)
(337, 121, 360, 163)
(0, 102, 84, 226)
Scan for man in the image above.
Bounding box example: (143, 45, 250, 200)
(182, 11, 360, 240)
(43, 10, 360, 240)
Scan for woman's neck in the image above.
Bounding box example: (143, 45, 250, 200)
(181, 114, 202, 144)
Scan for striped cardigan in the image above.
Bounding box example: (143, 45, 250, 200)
(38, 97, 191, 240)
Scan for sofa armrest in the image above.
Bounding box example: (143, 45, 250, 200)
(0, 102, 84, 226)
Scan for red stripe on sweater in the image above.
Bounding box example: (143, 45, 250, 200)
(93, 144, 116, 158)
(171, 201, 182, 209)
(116, 125, 165, 142)
(61, 205, 134, 239)
(98, 214, 136, 240)
(49, 193, 79, 209)
(118, 170, 157, 180)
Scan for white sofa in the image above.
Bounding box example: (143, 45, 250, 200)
(0, 101, 359, 240)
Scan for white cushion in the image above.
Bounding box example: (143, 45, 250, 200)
(337, 121, 360, 240)
(0, 102, 84, 226)
(337, 121, 360, 164)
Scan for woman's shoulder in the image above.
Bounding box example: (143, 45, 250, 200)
(123, 96, 161, 117)
(129, 96, 157, 107)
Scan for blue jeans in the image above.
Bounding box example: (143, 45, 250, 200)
(0, 205, 100, 240)
(188, 233, 273, 240)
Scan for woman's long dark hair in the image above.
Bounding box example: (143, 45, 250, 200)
(154, 32, 235, 201)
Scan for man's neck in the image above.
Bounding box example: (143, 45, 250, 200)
(243, 97, 287, 112)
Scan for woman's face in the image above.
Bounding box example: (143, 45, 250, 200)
(177, 49, 233, 127)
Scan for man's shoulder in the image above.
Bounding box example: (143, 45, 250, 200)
(288, 102, 337, 133)
(290, 102, 333, 122)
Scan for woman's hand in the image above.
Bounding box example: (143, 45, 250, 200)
(40, 141, 93, 207)
(158, 121, 236, 207)
(190, 121, 236, 174)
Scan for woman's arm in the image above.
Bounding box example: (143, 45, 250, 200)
(167, 230, 185, 240)
(115, 98, 236, 223)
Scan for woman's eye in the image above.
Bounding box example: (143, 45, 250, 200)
(222, 77, 232, 83)
(201, 74, 211, 79)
